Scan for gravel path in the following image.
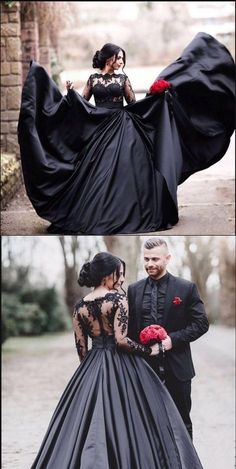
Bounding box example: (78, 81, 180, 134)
(2, 324, 235, 469)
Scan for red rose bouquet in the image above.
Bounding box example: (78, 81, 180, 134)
(139, 325, 167, 381)
(139, 324, 167, 345)
(149, 79, 171, 95)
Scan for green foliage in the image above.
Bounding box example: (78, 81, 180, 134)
(16, 303, 48, 335)
(1, 284, 69, 344)
(1, 293, 20, 343)
(1, 293, 48, 343)
(2, 265, 30, 293)
(19, 287, 68, 333)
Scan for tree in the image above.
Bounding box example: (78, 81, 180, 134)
(1, 237, 68, 342)
(103, 236, 142, 287)
(59, 236, 83, 315)
(181, 237, 217, 323)
(58, 236, 104, 315)
(218, 238, 235, 327)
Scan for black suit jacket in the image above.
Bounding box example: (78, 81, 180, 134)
(127, 273, 209, 381)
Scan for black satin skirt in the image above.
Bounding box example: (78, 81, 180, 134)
(18, 32, 235, 234)
(31, 336, 203, 469)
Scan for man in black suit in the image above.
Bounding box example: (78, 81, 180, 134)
(127, 237, 209, 439)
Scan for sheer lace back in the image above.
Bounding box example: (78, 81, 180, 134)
(82, 73, 136, 106)
(75, 292, 122, 337)
(73, 291, 151, 361)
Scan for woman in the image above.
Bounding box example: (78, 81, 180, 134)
(68, 43, 136, 106)
(31, 252, 203, 469)
(18, 33, 235, 234)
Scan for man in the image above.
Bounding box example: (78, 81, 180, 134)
(127, 237, 209, 439)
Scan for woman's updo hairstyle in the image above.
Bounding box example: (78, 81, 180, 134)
(78, 252, 124, 288)
(78, 262, 92, 287)
(92, 43, 126, 70)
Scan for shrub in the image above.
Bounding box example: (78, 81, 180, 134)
(15, 303, 48, 335)
(19, 287, 68, 332)
(1, 293, 48, 341)
(1, 293, 20, 343)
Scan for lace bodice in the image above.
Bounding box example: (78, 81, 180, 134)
(72, 291, 151, 361)
(82, 73, 136, 106)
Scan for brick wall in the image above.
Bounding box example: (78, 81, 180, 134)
(0, 1, 51, 156)
(1, 1, 52, 207)
(1, 1, 22, 155)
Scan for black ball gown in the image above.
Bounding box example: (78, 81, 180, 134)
(18, 32, 235, 234)
(30, 292, 203, 469)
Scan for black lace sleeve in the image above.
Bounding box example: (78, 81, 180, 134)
(82, 76, 93, 101)
(124, 76, 136, 104)
(72, 305, 88, 361)
(114, 295, 151, 356)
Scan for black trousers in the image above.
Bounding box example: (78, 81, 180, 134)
(145, 356, 193, 439)
(164, 372, 192, 439)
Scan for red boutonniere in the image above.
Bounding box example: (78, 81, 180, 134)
(172, 296, 182, 305)
(149, 79, 172, 95)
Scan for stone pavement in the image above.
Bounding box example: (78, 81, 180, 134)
(2, 324, 235, 469)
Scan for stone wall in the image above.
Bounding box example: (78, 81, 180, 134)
(20, 2, 39, 83)
(0, 1, 52, 157)
(1, 1, 52, 207)
(1, 1, 22, 155)
(38, 22, 51, 76)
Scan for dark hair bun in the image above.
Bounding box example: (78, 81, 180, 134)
(92, 50, 101, 69)
(77, 252, 124, 289)
(92, 44, 126, 70)
(78, 262, 92, 287)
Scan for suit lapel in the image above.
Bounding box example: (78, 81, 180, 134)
(163, 273, 177, 326)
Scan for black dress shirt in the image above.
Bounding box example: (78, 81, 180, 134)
(141, 272, 169, 328)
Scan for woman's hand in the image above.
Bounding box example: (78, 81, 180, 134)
(150, 343, 160, 356)
(66, 80, 74, 91)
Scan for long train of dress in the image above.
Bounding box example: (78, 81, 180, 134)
(18, 32, 235, 234)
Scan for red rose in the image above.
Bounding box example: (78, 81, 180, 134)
(172, 296, 182, 305)
(149, 79, 171, 95)
(139, 324, 167, 345)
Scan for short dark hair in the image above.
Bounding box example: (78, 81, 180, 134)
(143, 238, 168, 250)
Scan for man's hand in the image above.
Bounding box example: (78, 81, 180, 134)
(150, 343, 161, 356)
(162, 335, 172, 351)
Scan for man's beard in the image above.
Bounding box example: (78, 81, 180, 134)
(146, 265, 165, 278)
